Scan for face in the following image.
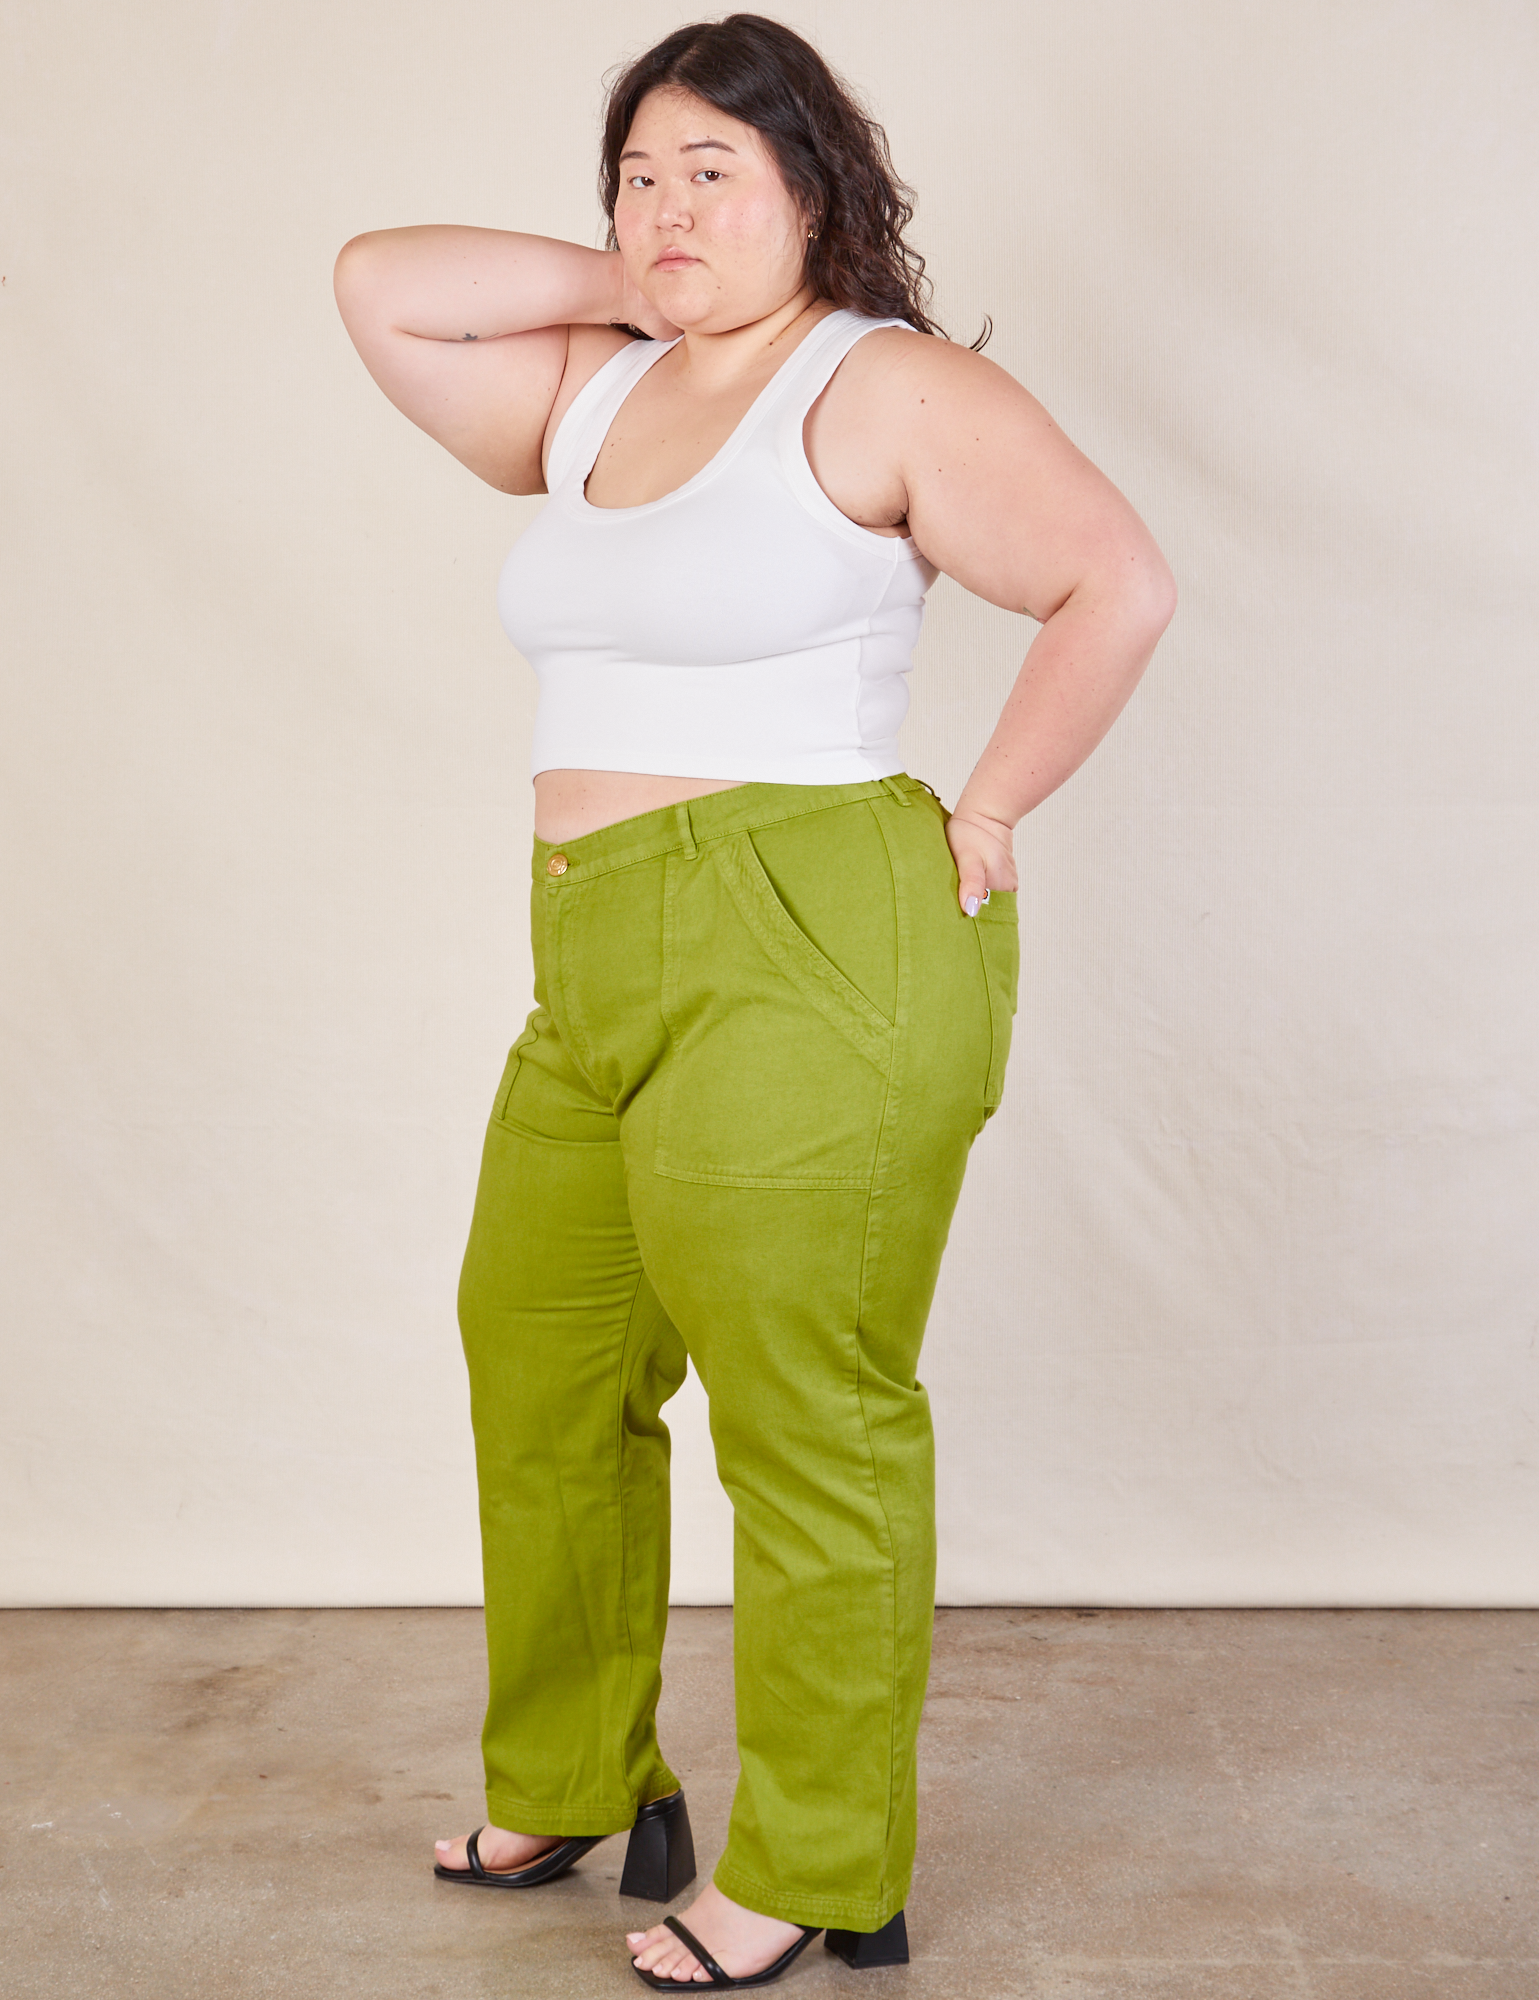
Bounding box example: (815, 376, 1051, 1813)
(613, 87, 812, 333)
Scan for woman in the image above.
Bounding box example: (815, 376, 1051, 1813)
(335, 14, 1172, 1988)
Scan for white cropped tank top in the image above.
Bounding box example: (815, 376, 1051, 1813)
(498, 309, 937, 783)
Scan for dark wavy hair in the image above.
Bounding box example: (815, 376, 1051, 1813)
(600, 14, 986, 345)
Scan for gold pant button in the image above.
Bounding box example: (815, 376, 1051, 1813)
(546, 853, 569, 877)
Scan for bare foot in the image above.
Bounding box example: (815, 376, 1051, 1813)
(434, 1822, 564, 1875)
(627, 1881, 806, 1983)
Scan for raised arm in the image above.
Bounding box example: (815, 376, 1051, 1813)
(332, 227, 677, 493)
(857, 334, 1177, 910)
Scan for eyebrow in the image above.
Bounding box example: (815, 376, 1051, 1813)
(618, 139, 740, 162)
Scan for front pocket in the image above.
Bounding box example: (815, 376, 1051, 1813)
(975, 892, 1019, 1115)
(655, 832, 895, 1188)
(491, 1021, 540, 1123)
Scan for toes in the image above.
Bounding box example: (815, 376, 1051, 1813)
(627, 1923, 713, 1984)
(648, 1943, 701, 1981)
(630, 1925, 677, 1972)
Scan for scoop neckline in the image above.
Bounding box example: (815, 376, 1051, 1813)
(573, 307, 861, 521)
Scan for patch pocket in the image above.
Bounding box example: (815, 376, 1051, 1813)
(655, 833, 895, 1188)
(974, 891, 1019, 1115)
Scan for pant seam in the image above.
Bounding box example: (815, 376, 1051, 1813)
(852, 797, 906, 1908)
(612, 1259, 655, 1821)
(851, 1200, 900, 1916)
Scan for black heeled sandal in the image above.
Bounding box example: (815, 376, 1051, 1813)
(632, 1907, 908, 1988)
(435, 1788, 696, 1901)
(620, 1791, 699, 1901)
(632, 1916, 820, 1990)
(826, 1910, 910, 1967)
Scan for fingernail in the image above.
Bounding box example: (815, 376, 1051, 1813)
(964, 895, 980, 917)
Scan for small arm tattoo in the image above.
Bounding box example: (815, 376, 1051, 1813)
(461, 332, 478, 341)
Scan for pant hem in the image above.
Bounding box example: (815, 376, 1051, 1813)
(712, 1858, 907, 1931)
(483, 1791, 638, 1839)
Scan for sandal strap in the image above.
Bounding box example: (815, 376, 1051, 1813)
(465, 1827, 487, 1880)
(663, 1915, 732, 1986)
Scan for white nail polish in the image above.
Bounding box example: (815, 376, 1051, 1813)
(964, 894, 980, 917)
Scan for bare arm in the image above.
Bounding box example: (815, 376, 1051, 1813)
(332, 227, 676, 493)
(875, 337, 1176, 910)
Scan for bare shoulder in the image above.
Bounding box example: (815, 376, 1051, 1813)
(809, 324, 1066, 543)
(831, 324, 1166, 623)
(836, 324, 1053, 441)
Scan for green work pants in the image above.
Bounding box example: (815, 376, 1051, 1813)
(457, 774, 1017, 1931)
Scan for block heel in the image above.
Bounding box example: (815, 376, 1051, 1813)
(825, 1909, 910, 1967)
(619, 1790, 698, 1902)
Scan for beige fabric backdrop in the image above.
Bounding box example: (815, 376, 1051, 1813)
(3, 0, 1536, 1607)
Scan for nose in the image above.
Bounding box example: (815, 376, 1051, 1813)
(654, 182, 695, 232)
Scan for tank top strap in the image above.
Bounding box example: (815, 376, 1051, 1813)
(760, 310, 912, 428)
(546, 335, 678, 493)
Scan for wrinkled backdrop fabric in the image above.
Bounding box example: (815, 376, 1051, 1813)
(3, 0, 1536, 1605)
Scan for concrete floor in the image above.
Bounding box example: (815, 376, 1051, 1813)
(2, 1609, 1535, 1999)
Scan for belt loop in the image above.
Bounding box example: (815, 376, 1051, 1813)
(678, 800, 699, 858)
(880, 775, 915, 806)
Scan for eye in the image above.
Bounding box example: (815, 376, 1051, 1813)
(692, 169, 724, 183)
(626, 174, 654, 189)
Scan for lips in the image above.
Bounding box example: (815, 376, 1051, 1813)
(654, 253, 698, 271)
